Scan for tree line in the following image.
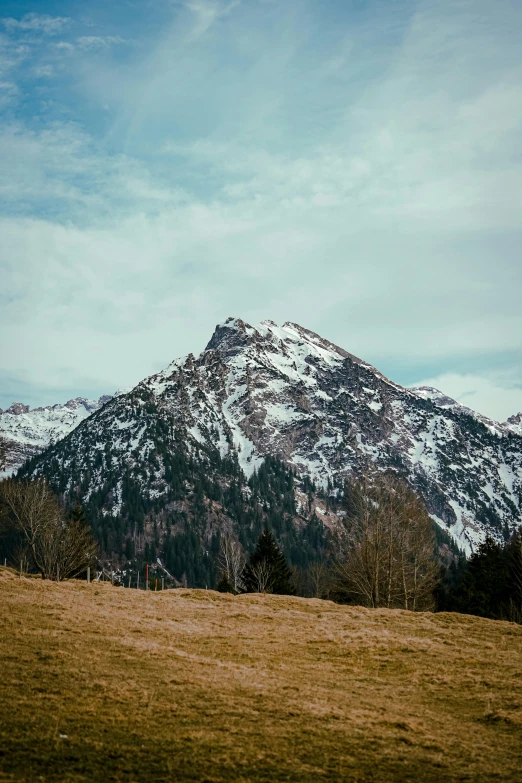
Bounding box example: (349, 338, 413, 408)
(436, 532, 522, 623)
(1, 430, 521, 623)
(216, 475, 438, 610)
(217, 474, 522, 624)
(0, 477, 97, 580)
(0, 436, 97, 581)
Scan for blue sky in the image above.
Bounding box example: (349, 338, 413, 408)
(1, 0, 521, 420)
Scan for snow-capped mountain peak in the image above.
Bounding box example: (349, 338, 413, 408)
(9, 319, 522, 555)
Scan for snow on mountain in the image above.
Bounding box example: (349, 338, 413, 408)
(409, 386, 507, 435)
(0, 391, 128, 476)
(17, 318, 522, 553)
(504, 412, 522, 436)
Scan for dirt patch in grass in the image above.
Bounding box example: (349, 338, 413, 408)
(1, 569, 521, 781)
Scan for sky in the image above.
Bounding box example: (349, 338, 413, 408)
(1, 0, 521, 422)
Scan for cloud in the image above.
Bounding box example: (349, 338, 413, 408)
(0, 0, 521, 416)
(33, 65, 54, 78)
(1, 13, 70, 35)
(185, 0, 241, 41)
(0, 122, 188, 218)
(0, 81, 18, 106)
(76, 36, 128, 51)
(53, 41, 75, 53)
(0, 33, 29, 80)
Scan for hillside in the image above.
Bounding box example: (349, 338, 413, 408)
(1, 568, 521, 782)
(0, 395, 113, 477)
(18, 318, 522, 575)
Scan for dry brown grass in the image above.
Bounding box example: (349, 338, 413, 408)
(1, 567, 521, 782)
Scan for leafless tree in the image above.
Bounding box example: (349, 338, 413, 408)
(11, 542, 30, 575)
(335, 475, 438, 611)
(0, 478, 97, 580)
(218, 534, 246, 594)
(248, 559, 276, 593)
(299, 561, 334, 599)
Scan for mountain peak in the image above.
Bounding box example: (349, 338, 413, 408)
(205, 317, 362, 363)
(4, 402, 31, 416)
(281, 321, 360, 363)
(410, 386, 460, 408)
(204, 317, 257, 353)
(504, 412, 522, 435)
(6, 318, 522, 554)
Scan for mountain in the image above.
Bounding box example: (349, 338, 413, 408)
(504, 412, 522, 437)
(410, 385, 522, 436)
(0, 393, 124, 476)
(17, 318, 522, 574)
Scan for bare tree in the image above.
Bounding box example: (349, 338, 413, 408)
(335, 475, 438, 611)
(218, 534, 246, 594)
(304, 561, 334, 599)
(248, 558, 276, 593)
(0, 478, 97, 580)
(11, 542, 31, 575)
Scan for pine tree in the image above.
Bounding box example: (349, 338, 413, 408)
(69, 502, 87, 525)
(216, 572, 234, 593)
(456, 536, 509, 618)
(0, 434, 7, 472)
(506, 528, 522, 621)
(242, 529, 294, 595)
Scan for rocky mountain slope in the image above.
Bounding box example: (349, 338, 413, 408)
(0, 394, 121, 476)
(504, 412, 522, 436)
(410, 385, 522, 436)
(17, 318, 522, 562)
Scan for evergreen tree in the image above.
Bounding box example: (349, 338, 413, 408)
(0, 434, 7, 472)
(69, 502, 87, 525)
(506, 529, 522, 621)
(216, 572, 234, 593)
(451, 536, 509, 618)
(242, 529, 294, 595)
(124, 537, 135, 561)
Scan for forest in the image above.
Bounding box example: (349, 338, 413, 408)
(1, 429, 521, 622)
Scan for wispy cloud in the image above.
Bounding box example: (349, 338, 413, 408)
(1, 13, 70, 35)
(33, 64, 54, 78)
(185, 0, 241, 40)
(0, 0, 521, 419)
(77, 36, 129, 50)
(0, 33, 29, 80)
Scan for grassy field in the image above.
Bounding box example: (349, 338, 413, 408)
(1, 567, 521, 782)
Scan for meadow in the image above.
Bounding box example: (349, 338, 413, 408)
(1, 567, 521, 782)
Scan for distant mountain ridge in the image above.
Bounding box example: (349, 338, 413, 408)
(410, 385, 522, 436)
(16, 317, 522, 557)
(0, 392, 128, 476)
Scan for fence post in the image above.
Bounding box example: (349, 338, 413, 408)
(146, 564, 149, 591)
(137, 573, 140, 590)
(128, 574, 131, 589)
(87, 566, 91, 585)
(162, 577, 165, 591)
